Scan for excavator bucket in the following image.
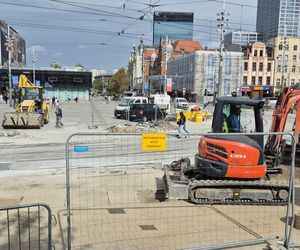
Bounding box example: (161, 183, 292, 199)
(2, 112, 43, 129)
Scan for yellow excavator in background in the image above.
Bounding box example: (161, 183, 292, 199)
(2, 74, 49, 129)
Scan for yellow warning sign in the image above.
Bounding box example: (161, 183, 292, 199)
(142, 133, 167, 151)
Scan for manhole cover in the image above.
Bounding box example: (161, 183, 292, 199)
(107, 208, 125, 214)
(139, 225, 157, 231)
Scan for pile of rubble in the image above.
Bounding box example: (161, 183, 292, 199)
(106, 121, 177, 133)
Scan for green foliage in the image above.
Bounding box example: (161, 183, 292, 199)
(75, 63, 84, 69)
(51, 62, 61, 68)
(108, 68, 129, 95)
(93, 79, 104, 92)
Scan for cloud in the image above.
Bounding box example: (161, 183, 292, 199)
(28, 45, 48, 55)
(78, 44, 88, 49)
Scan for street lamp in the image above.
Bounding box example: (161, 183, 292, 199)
(164, 37, 173, 94)
(32, 47, 38, 85)
(4, 25, 14, 107)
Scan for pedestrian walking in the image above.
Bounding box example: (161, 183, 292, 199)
(177, 111, 188, 138)
(55, 105, 63, 128)
(52, 96, 55, 107)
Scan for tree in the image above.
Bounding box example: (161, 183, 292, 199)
(108, 68, 129, 96)
(51, 62, 61, 68)
(75, 63, 84, 69)
(93, 79, 104, 92)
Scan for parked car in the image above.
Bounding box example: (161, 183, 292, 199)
(114, 96, 148, 119)
(129, 103, 165, 122)
(174, 97, 189, 110)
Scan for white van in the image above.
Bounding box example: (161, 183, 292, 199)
(114, 96, 148, 119)
(149, 94, 171, 114)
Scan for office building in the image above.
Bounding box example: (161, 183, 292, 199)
(273, 37, 300, 94)
(225, 30, 259, 48)
(257, 0, 300, 41)
(242, 42, 275, 98)
(167, 50, 243, 102)
(153, 11, 194, 47)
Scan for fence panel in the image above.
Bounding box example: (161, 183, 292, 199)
(0, 203, 52, 250)
(66, 132, 298, 250)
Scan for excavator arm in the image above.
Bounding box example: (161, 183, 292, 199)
(265, 84, 300, 166)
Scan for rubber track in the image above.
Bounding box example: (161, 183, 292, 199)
(188, 179, 289, 206)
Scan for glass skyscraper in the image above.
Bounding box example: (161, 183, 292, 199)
(257, 0, 300, 41)
(153, 11, 194, 47)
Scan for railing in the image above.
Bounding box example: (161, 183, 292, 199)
(0, 203, 52, 250)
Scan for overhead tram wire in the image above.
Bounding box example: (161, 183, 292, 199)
(100, 0, 157, 45)
(0, 1, 140, 20)
(8, 21, 153, 40)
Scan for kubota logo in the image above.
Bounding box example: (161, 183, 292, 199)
(230, 154, 247, 159)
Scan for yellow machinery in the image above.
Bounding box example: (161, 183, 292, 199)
(2, 74, 50, 129)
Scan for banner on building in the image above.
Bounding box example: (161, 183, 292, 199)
(166, 78, 172, 92)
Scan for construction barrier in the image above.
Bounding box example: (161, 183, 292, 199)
(65, 132, 299, 250)
(0, 203, 52, 250)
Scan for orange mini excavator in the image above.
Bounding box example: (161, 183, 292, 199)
(163, 85, 300, 205)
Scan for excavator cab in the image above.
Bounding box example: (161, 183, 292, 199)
(211, 97, 265, 148)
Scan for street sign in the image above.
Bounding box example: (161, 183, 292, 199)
(142, 133, 166, 151)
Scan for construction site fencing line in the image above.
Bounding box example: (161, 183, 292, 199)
(65, 131, 298, 250)
(0, 203, 52, 250)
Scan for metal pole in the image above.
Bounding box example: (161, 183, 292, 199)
(216, 0, 228, 99)
(6, 25, 12, 107)
(281, 36, 287, 91)
(164, 35, 168, 94)
(140, 39, 144, 96)
(32, 47, 37, 85)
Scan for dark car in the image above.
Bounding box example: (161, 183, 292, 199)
(129, 103, 165, 121)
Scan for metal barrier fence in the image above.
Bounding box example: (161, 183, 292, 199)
(0, 203, 52, 250)
(66, 132, 299, 249)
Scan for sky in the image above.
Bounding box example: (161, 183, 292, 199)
(0, 0, 257, 72)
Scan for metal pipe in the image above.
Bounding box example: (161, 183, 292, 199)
(66, 137, 72, 250)
(182, 236, 279, 250)
(7, 25, 12, 107)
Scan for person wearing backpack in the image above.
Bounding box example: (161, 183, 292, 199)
(177, 111, 188, 138)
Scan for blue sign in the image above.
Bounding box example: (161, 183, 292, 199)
(35, 80, 41, 86)
(263, 86, 270, 90)
(12, 75, 19, 87)
(74, 145, 89, 152)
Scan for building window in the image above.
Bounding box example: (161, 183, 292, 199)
(48, 77, 58, 82)
(294, 45, 297, 51)
(73, 77, 83, 83)
(293, 55, 297, 61)
(284, 66, 287, 73)
(267, 77, 271, 85)
(292, 66, 296, 72)
(243, 76, 247, 85)
(277, 66, 281, 72)
(279, 44, 283, 50)
(276, 79, 281, 86)
(253, 62, 256, 71)
(244, 62, 248, 71)
(258, 77, 262, 85)
(277, 55, 282, 61)
(259, 63, 263, 71)
(254, 50, 257, 56)
(267, 63, 271, 71)
(251, 76, 255, 85)
(259, 50, 263, 57)
(291, 79, 295, 85)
